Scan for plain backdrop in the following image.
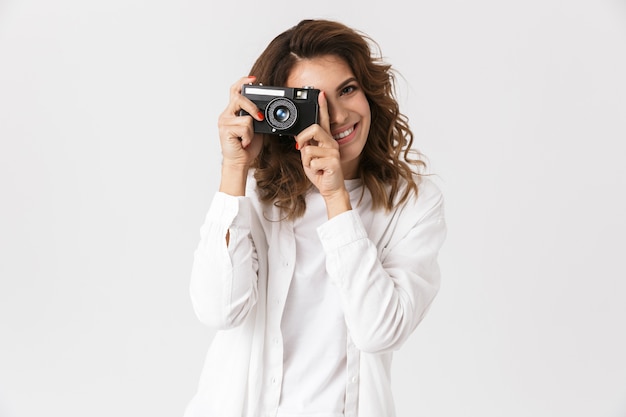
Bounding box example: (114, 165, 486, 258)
(1, 0, 625, 416)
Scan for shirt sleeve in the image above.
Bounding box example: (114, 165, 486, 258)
(317, 188, 446, 353)
(189, 192, 260, 329)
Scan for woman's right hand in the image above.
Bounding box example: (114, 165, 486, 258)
(218, 76, 265, 169)
(217, 76, 265, 196)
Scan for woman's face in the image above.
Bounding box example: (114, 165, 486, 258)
(286, 55, 371, 179)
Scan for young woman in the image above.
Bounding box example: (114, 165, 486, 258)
(185, 19, 447, 417)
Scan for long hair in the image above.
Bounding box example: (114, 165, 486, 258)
(249, 19, 426, 219)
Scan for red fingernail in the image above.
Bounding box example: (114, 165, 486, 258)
(257, 111, 264, 120)
(295, 142, 300, 150)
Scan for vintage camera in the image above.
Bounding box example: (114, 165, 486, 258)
(240, 84, 320, 136)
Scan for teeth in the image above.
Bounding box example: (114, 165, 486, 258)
(333, 126, 354, 140)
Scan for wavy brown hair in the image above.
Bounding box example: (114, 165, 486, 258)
(249, 19, 426, 219)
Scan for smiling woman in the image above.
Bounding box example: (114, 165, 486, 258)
(287, 56, 371, 181)
(184, 19, 447, 417)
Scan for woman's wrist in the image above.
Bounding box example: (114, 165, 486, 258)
(324, 188, 352, 219)
(219, 161, 250, 196)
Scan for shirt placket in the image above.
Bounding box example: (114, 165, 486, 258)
(262, 219, 296, 416)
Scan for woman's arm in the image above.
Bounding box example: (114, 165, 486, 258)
(189, 192, 260, 329)
(189, 76, 266, 328)
(318, 182, 447, 353)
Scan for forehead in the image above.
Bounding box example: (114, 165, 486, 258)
(286, 55, 355, 89)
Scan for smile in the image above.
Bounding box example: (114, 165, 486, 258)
(332, 125, 355, 141)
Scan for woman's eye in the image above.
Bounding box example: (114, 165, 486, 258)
(341, 85, 357, 95)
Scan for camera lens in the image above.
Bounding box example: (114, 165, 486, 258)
(266, 98, 298, 131)
(274, 106, 290, 123)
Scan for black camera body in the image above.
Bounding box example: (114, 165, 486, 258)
(240, 84, 320, 137)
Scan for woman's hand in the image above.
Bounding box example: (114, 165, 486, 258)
(295, 91, 352, 218)
(218, 76, 265, 168)
(217, 76, 264, 195)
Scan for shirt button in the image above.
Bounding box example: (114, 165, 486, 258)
(271, 377, 277, 384)
(273, 338, 279, 345)
(351, 376, 357, 383)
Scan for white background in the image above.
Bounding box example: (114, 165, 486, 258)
(1, 0, 625, 416)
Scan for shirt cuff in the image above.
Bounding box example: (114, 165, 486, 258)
(206, 191, 252, 229)
(317, 209, 367, 252)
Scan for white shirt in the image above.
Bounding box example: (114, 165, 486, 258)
(184, 172, 447, 417)
(277, 179, 366, 416)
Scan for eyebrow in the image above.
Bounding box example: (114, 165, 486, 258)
(336, 77, 358, 92)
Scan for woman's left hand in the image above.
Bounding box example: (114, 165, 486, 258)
(295, 91, 352, 217)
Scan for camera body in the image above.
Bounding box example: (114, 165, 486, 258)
(240, 84, 320, 137)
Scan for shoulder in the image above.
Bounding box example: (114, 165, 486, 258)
(398, 174, 445, 224)
(416, 175, 444, 208)
(364, 174, 446, 257)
